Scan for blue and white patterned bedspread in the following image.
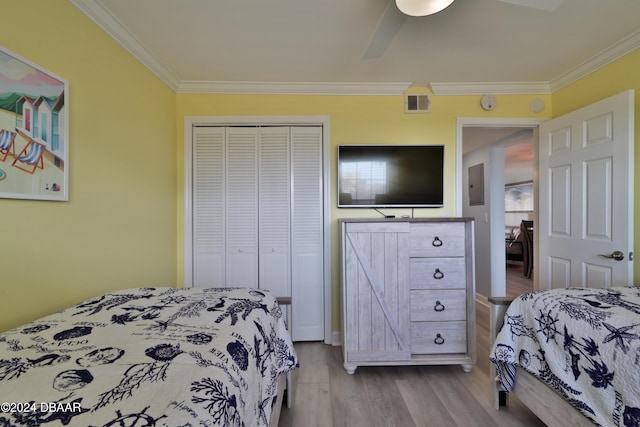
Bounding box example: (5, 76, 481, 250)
(0, 287, 298, 426)
(490, 287, 640, 427)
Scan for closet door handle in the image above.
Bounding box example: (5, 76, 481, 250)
(434, 333, 445, 345)
(433, 268, 444, 280)
(432, 236, 443, 247)
(434, 300, 445, 312)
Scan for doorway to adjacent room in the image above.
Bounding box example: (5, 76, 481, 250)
(459, 119, 540, 299)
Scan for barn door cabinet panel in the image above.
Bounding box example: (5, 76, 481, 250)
(340, 218, 476, 375)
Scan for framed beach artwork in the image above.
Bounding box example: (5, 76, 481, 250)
(505, 181, 533, 212)
(0, 45, 68, 201)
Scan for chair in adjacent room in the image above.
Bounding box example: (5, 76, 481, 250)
(0, 129, 17, 162)
(521, 220, 534, 279)
(12, 139, 46, 174)
(505, 225, 524, 263)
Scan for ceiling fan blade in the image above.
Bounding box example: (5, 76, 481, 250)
(363, 1, 407, 59)
(497, 0, 564, 12)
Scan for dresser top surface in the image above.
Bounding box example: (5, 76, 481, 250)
(339, 217, 474, 224)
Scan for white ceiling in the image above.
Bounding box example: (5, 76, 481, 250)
(462, 127, 532, 155)
(72, 0, 640, 94)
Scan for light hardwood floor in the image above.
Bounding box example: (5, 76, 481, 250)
(506, 262, 533, 299)
(279, 296, 545, 427)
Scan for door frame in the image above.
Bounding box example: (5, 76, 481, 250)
(183, 115, 333, 344)
(456, 117, 546, 296)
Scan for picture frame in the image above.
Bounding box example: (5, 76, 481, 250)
(0, 45, 68, 201)
(505, 181, 533, 212)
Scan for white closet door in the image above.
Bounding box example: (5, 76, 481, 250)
(226, 127, 259, 288)
(192, 126, 225, 287)
(259, 127, 291, 297)
(291, 126, 324, 341)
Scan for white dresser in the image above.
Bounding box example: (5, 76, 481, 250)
(339, 218, 476, 374)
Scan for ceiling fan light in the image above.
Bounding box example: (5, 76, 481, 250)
(395, 0, 455, 16)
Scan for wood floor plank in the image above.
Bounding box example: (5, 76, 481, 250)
(326, 346, 376, 427)
(506, 263, 533, 298)
(418, 365, 499, 427)
(448, 365, 545, 427)
(360, 367, 416, 427)
(295, 340, 331, 384)
(397, 368, 458, 426)
(288, 382, 332, 427)
(279, 293, 544, 427)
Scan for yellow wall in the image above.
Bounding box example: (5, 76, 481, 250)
(176, 92, 550, 333)
(0, 1, 177, 332)
(551, 49, 640, 281)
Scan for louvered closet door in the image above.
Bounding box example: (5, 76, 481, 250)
(226, 127, 259, 288)
(259, 127, 291, 297)
(192, 127, 225, 286)
(190, 124, 325, 341)
(291, 126, 324, 341)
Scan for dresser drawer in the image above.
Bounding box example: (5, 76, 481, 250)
(410, 258, 466, 289)
(410, 289, 466, 322)
(410, 321, 467, 354)
(409, 222, 466, 257)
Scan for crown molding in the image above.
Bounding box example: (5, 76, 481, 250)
(428, 81, 551, 95)
(177, 81, 412, 95)
(550, 28, 640, 92)
(70, 0, 180, 90)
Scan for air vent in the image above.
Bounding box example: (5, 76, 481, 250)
(405, 94, 430, 113)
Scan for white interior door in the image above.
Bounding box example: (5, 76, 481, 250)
(539, 90, 634, 288)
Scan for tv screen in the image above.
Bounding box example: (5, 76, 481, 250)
(338, 145, 444, 208)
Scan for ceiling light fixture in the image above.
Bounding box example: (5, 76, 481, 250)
(395, 0, 455, 16)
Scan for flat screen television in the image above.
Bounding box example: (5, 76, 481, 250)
(338, 145, 444, 208)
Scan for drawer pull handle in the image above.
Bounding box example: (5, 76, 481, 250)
(434, 300, 445, 312)
(432, 236, 443, 247)
(433, 268, 445, 280)
(434, 333, 445, 345)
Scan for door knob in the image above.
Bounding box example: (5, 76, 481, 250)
(598, 250, 625, 261)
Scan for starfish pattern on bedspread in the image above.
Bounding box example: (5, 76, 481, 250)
(491, 287, 640, 427)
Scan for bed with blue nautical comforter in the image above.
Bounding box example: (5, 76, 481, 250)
(0, 287, 298, 427)
(490, 286, 640, 427)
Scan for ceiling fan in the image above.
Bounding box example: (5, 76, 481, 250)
(363, 0, 564, 59)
